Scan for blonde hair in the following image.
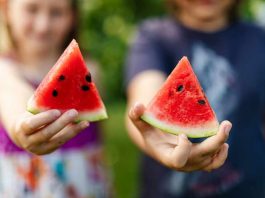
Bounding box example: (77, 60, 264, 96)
(0, 1, 13, 54)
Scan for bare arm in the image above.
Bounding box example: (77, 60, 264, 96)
(126, 70, 166, 150)
(125, 70, 232, 171)
(0, 61, 33, 144)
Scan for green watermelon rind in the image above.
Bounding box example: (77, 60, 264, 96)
(27, 106, 108, 122)
(27, 97, 108, 122)
(141, 113, 218, 138)
(74, 110, 108, 122)
(27, 108, 41, 115)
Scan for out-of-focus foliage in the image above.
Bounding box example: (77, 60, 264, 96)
(77, 0, 265, 102)
(78, 0, 165, 102)
(250, 0, 265, 26)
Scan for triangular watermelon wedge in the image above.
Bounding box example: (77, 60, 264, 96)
(27, 39, 108, 122)
(141, 56, 219, 138)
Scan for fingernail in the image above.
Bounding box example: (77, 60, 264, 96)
(67, 109, 78, 118)
(81, 121, 89, 128)
(134, 102, 141, 109)
(129, 107, 134, 116)
(52, 110, 61, 117)
(130, 107, 137, 119)
(180, 133, 187, 140)
(224, 124, 232, 136)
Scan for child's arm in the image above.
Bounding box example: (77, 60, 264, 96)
(0, 61, 89, 155)
(126, 70, 232, 172)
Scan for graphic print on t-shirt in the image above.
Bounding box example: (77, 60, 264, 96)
(191, 43, 238, 121)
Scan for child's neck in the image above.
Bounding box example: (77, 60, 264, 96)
(177, 12, 229, 33)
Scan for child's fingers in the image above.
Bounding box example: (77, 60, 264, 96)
(28, 109, 78, 144)
(21, 110, 61, 135)
(128, 102, 153, 134)
(192, 121, 231, 157)
(34, 121, 89, 155)
(169, 134, 192, 169)
(203, 143, 229, 172)
(188, 157, 213, 172)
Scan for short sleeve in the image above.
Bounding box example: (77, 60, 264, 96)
(125, 20, 167, 86)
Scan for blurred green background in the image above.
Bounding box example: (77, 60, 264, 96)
(76, 0, 265, 197)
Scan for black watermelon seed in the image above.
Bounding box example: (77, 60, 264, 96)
(177, 85, 184, 92)
(198, 99, 206, 105)
(58, 75, 65, 81)
(81, 85, 90, 91)
(52, 90, 58, 97)
(85, 74, 92, 82)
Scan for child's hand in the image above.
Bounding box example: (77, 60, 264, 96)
(13, 109, 89, 155)
(129, 103, 232, 172)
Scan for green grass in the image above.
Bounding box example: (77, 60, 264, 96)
(102, 101, 140, 198)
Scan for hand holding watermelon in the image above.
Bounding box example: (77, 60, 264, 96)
(14, 39, 107, 155)
(13, 109, 89, 155)
(129, 103, 232, 172)
(126, 57, 232, 171)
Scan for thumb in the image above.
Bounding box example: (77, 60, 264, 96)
(128, 102, 153, 133)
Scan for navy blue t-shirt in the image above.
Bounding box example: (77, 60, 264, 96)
(126, 17, 265, 198)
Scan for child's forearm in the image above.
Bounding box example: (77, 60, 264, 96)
(125, 70, 166, 152)
(0, 64, 34, 144)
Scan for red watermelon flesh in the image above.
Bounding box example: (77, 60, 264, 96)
(141, 56, 219, 138)
(27, 39, 108, 122)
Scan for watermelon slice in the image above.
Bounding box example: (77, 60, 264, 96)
(141, 56, 219, 138)
(27, 39, 108, 122)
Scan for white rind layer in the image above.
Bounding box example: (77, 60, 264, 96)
(27, 96, 108, 122)
(141, 112, 219, 138)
